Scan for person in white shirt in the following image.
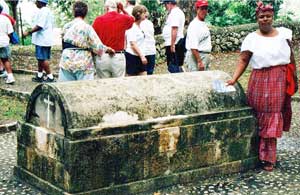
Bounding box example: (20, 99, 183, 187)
(140, 13, 156, 75)
(185, 0, 211, 71)
(161, 0, 185, 73)
(125, 5, 148, 76)
(23, 0, 55, 83)
(0, 4, 15, 84)
(227, 1, 296, 172)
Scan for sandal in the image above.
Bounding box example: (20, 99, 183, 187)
(262, 163, 274, 172)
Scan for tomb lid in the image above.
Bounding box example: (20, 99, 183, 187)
(25, 71, 247, 135)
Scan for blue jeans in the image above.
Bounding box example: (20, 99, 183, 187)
(145, 55, 155, 75)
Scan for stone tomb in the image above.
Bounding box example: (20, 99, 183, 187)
(15, 71, 258, 195)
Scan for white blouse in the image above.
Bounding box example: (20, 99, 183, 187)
(140, 19, 156, 56)
(241, 27, 292, 69)
(125, 23, 145, 56)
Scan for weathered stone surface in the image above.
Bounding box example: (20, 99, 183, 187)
(15, 71, 258, 195)
(25, 71, 246, 134)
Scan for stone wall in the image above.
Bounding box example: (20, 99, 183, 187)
(142, 21, 300, 61)
(10, 21, 300, 67)
(210, 21, 300, 52)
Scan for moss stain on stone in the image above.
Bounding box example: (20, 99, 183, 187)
(228, 139, 250, 161)
(158, 127, 180, 158)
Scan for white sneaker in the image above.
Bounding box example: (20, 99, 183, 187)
(5, 76, 15, 84)
(0, 70, 7, 78)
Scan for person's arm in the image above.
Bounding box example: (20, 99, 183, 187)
(227, 51, 252, 85)
(170, 26, 178, 53)
(287, 39, 296, 65)
(117, 2, 129, 15)
(23, 26, 43, 37)
(286, 39, 299, 86)
(8, 33, 13, 40)
(191, 49, 205, 71)
(130, 41, 147, 65)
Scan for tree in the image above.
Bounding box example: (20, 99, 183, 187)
(141, 0, 166, 34)
(50, 0, 104, 26)
(178, 0, 283, 27)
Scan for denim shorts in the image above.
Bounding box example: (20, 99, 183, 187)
(58, 68, 94, 82)
(0, 46, 11, 59)
(35, 45, 51, 60)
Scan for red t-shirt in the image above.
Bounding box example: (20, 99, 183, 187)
(93, 11, 134, 51)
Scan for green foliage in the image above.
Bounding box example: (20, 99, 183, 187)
(141, 0, 166, 34)
(277, 11, 295, 22)
(19, 20, 32, 45)
(206, 0, 283, 27)
(22, 36, 32, 46)
(50, 0, 104, 26)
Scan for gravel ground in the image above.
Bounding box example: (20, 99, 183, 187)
(0, 101, 299, 195)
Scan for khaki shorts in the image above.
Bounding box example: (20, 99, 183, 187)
(184, 50, 211, 71)
(95, 53, 126, 78)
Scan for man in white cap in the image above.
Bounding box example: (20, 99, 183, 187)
(93, 0, 134, 78)
(161, 0, 185, 73)
(185, 0, 211, 71)
(23, 0, 55, 82)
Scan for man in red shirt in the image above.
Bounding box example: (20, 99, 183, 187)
(93, 0, 134, 78)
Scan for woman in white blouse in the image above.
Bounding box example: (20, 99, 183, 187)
(125, 5, 148, 76)
(140, 12, 156, 75)
(227, 1, 296, 172)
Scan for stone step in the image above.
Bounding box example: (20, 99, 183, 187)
(0, 70, 58, 100)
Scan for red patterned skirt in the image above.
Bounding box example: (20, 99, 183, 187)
(247, 65, 292, 163)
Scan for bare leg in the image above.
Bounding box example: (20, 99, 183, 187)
(37, 60, 44, 73)
(39, 60, 51, 74)
(138, 71, 147, 76)
(1, 58, 12, 73)
(1, 58, 15, 84)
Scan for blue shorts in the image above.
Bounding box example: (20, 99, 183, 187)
(35, 45, 51, 60)
(58, 68, 94, 82)
(0, 46, 11, 59)
(125, 52, 146, 75)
